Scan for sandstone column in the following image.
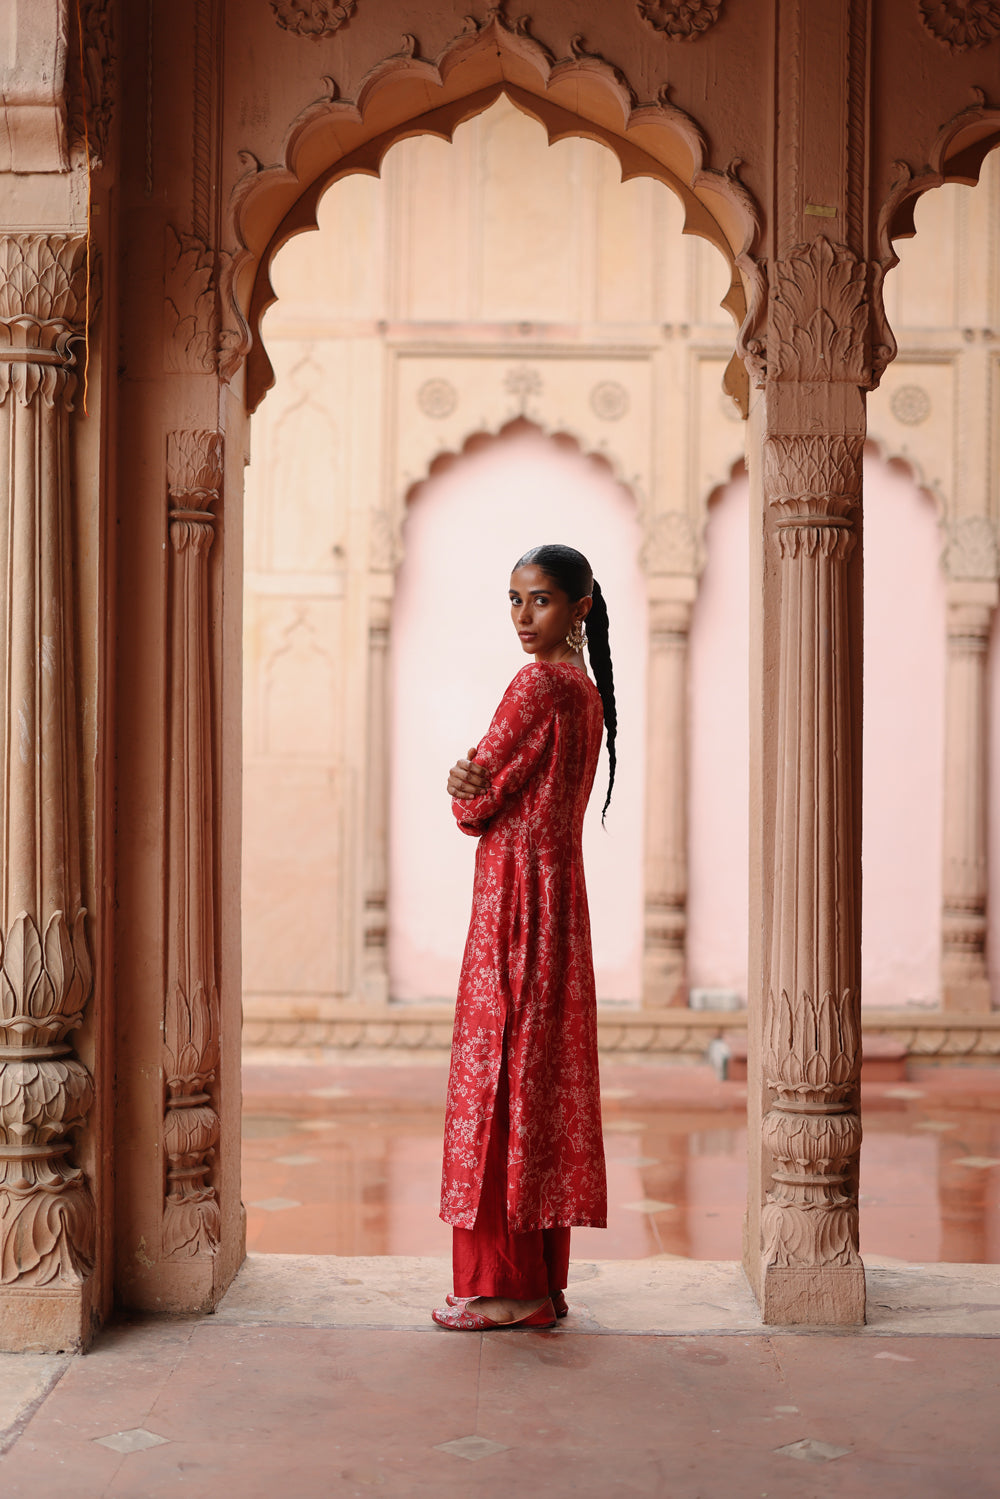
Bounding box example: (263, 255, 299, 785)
(941, 586, 996, 1013)
(0, 234, 96, 1346)
(362, 594, 391, 1002)
(743, 237, 869, 1327)
(756, 418, 865, 1322)
(643, 592, 694, 1007)
(163, 431, 223, 1258)
(738, 0, 878, 1326)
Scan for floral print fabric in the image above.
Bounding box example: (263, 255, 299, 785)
(440, 661, 608, 1232)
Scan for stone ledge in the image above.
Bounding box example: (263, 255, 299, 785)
(241, 1003, 1000, 1059)
(215, 1252, 1000, 1337)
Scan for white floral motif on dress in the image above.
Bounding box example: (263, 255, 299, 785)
(440, 663, 608, 1232)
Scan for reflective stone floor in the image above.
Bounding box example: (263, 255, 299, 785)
(242, 1058, 1000, 1263)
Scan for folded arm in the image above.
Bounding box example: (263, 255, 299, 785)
(448, 667, 556, 836)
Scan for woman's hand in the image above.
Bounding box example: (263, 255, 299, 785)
(448, 746, 489, 800)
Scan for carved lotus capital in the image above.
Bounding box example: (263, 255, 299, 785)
(764, 989, 861, 1098)
(0, 235, 88, 325)
(0, 235, 89, 406)
(165, 982, 221, 1090)
(763, 434, 863, 504)
(0, 911, 92, 1046)
(167, 430, 224, 507)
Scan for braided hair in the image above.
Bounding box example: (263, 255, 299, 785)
(514, 543, 617, 821)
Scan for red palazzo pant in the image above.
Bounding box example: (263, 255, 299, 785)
(452, 1059, 570, 1300)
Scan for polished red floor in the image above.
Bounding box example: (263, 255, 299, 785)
(242, 1060, 1000, 1263)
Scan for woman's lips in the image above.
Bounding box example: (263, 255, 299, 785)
(519, 633, 536, 642)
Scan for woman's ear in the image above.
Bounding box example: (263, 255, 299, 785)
(578, 594, 594, 622)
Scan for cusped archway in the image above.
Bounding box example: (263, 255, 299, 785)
(223, 11, 762, 413)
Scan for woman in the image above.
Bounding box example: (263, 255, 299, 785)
(433, 543, 617, 1331)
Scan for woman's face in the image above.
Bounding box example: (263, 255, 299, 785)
(508, 564, 589, 663)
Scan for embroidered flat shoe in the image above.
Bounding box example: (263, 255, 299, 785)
(432, 1298, 557, 1331)
(446, 1290, 568, 1318)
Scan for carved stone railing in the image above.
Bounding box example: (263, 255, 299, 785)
(163, 430, 223, 1258)
(0, 235, 96, 1305)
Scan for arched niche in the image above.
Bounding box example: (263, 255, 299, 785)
(223, 13, 761, 415)
(388, 420, 647, 1005)
(686, 445, 949, 1011)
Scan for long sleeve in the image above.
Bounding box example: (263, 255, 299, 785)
(451, 665, 556, 836)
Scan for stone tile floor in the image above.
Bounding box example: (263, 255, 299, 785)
(3, 1255, 1000, 1498)
(242, 1057, 1000, 1263)
(3, 1058, 1000, 1496)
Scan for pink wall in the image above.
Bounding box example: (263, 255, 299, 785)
(393, 437, 954, 1009)
(687, 471, 751, 995)
(389, 427, 647, 1003)
(687, 454, 946, 1007)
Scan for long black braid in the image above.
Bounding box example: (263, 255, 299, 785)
(514, 544, 618, 821)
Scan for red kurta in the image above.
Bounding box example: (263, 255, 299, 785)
(440, 661, 608, 1233)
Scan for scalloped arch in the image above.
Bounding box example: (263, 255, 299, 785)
(223, 16, 762, 413)
(404, 416, 640, 515)
(873, 97, 1000, 375)
(862, 432, 946, 521)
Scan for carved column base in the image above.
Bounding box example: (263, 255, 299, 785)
(641, 900, 687, 1008)
(0, 1277, 95, 1353)
(759, 1264, 865, 1327)
(941, 977, 993, 1014)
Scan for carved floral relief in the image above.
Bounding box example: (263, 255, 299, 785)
(769, 237, 869, 385)
(67, 0, 115, 167)
(270, 0, 357, 38)
(918, 0, 1000, 51)
(944, 515, 1000, 579)
(165, 228, 220, 375)
(637, 0, 723, 40)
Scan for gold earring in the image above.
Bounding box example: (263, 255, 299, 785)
(566, 620, 585, 652)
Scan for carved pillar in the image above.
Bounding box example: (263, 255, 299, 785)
(743, 232, 869, 1326)
(941, 588, 996, 1013)
(757, 428, 865, 1321)
(163, 431, 222, 1257)
(0, 234, 96, 1343)
(362, 594, 391, 1002)
(643, 593, 693, 1007)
